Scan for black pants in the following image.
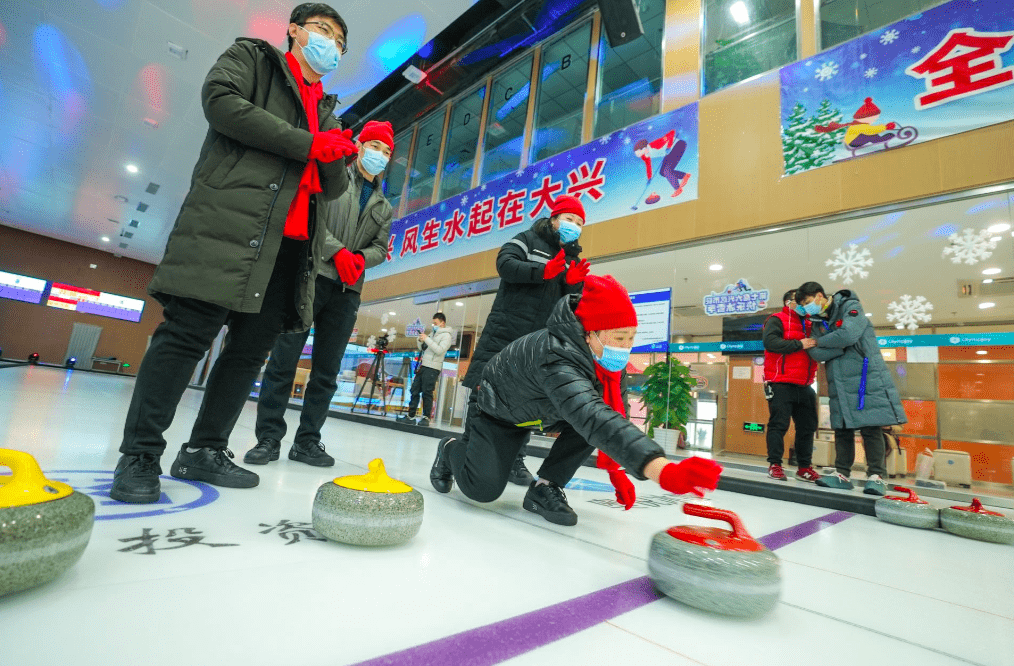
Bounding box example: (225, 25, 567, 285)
(835, 426, 887, 478)
(446, 395, 592, 503)
(255, 276, 360, 446)
(766, 383, 817, 467)
(407, 366, 439, 418)
(120, 239, 305, 455)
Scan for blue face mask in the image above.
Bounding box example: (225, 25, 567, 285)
(593, 333, 631, 373)
(360, 148, 389, 176)
(802, 301, 822, 317)
(298, 26, 340, 75)
(793, 304, 806, 316)
(557, 220, 582, 244)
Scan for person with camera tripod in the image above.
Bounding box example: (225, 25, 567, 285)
(244, 121, 396, 468)
(399, 313, 454, 427)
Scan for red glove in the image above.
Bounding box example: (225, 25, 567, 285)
(309, 128, 358, 163)
(886, 122, 897, 130)
(658, 457, 722, 497)
(565, 258, 590, 285)
(334, 248, 365, 285)
(608, 469, 636, 510)
(543, 249, 567, 280)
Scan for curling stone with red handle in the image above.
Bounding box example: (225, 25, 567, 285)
(874, 486, 940, 530)
(647, 503, 781, 617)
(940, 498, 1014, 545)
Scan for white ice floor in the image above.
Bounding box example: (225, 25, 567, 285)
(2, 365, 1012, 666)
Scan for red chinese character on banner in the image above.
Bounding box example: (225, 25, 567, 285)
(386, 234, 395, 262)
(565, 158, 607, 201)
(467, 198, 495, 237)
(419, 218, 441, 252)
(906, 28, 1014, 110)
(399, 225, 419, 258)
(529, 176, 563, 219)
(496, 189, 528, 229)
(442, 209, 466, 245)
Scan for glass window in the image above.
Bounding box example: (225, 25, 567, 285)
(404, 112, 446, 215)
(439, 85, 487, 201)
(482, 55, 534, 184)
(594, 0, 666, 137)
(819, 0, 946, 50)
(702, 0, 797, 95)
(384, 131, 412, 214)
(531, 21, 593, 163)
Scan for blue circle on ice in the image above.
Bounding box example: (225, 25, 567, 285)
(565, 478, 615, 492)
(46, 470, 220, 520)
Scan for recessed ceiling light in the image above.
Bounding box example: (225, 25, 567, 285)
(983, 279, 994, 284)
(101, 236, 110, 242)
(89, 264, 97, 269)
(988, 223, 1011, 233)
(455, 301, 464, 306)
(126, 164, 139, 174)
(990, 237, 1002, 243)
(979, 302, 996, 309)
(865, 313, 872, 317)
(709, 264, 723, 271)
(976, 350, 988, 355)
(389, 312, 396, 316)
(983, 268, 1001, 275)
(381, 328, 387, 332)
(729, 0, 749, 24)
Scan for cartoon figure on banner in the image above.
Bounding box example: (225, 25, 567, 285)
(814, 97, 918, 158)
(631, 130, 692, 211)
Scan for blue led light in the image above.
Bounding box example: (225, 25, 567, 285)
(931, 224, 958, 237)
(373, 14, 428, 74)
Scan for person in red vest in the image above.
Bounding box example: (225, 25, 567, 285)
(762, 289, 821, 482)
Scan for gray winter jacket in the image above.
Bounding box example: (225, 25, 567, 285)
(807, 290, 907, 430)
(418, 326, 454, 370)
(317, 165, 393, 292)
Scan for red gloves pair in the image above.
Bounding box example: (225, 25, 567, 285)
(309, 128, 358, 163)
(598, 451, 723, 510)
(543, 249, 590, 284)
(334, 248, 365, 285)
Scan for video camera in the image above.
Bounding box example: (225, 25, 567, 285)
(375, 333, 390, 351)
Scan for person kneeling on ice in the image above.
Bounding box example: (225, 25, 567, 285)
(429, 275, 722, 526)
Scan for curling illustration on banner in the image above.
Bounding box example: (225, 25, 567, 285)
(631, 129, 691, 210)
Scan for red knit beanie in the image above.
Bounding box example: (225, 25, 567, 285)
(854, 97, 881, 120)
(358, 120, 395, 150)
(550, 194, 585, 222)
(575, 275, 638, 332)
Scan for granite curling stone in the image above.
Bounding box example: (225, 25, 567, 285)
(874, 486, 940, 530)
(312, 458, 423, 546)
(1, 448, 95, 597)
(648, 503, 781, 617)
(940, 498, 1014, 545)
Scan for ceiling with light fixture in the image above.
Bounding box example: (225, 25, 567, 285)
(0, 0, 476, 264)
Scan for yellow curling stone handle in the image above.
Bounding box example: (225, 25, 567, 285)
(0, 448, 74, 507)
(333, 458, 413, 494)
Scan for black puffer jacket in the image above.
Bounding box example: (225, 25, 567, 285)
(462, 218, 582, 389)
(476, 294, 666, 479)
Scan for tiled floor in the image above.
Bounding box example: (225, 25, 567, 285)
(2, 366, 1011, 666)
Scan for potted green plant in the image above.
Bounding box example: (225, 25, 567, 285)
(638, 357, 695, 449)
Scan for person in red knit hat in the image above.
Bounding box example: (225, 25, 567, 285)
(456, 194, 590, 484)
(814, 97, 897, 149)
(246, 118, 397, 468)
(431, 275, 722, 526)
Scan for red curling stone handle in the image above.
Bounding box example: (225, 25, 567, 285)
(682, 503, 754, 540)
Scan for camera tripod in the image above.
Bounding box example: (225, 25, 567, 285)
(352, 348, 390, 416)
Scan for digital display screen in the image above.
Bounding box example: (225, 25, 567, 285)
(46, 283, 145, 323)
(0, 270, 47, 304)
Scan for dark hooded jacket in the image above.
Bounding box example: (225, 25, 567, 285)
(475, 294, 666, 479)
(148, 38, 349, 331)
(462, 218, 582, 389)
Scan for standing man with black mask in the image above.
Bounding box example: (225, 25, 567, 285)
(460, 195, 590, 485)
(110, 3, 357, 503)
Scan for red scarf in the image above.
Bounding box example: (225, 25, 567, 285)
(595, 365, 626, 471)
(282, 52, 323, 240)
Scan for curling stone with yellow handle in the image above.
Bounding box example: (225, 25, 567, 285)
(1, 449, 95, 596)
(312, 459, 423, 546)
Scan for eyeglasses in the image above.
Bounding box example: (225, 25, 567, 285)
(303, 21, 347, 55)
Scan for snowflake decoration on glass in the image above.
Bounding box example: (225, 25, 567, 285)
(911, 46, 921, 53)
(886, 295, 933, 332)
(815, 61, 839, 81)
(942, 228, 999, 265)
(880, 29, 900, 45)
(366, 336, 377, 349)
(380, 313, 389, 325)
(826, 244, 874, 285)
(864, 67, 878, 79)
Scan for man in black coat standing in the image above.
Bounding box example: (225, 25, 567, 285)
(460, 195, 590, 485)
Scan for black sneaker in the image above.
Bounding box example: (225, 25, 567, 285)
(508, 454, 535, 486)
(170, 446, 259, 488)
(244, 438, 280, 465)
(430, 437, 455, 493)
(417, 417, 430, 427)
(396, 414, 414, 424)
(288, 441, 335, 467)
(110, 453, 162, 504)
(523, 480, 578, 526)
